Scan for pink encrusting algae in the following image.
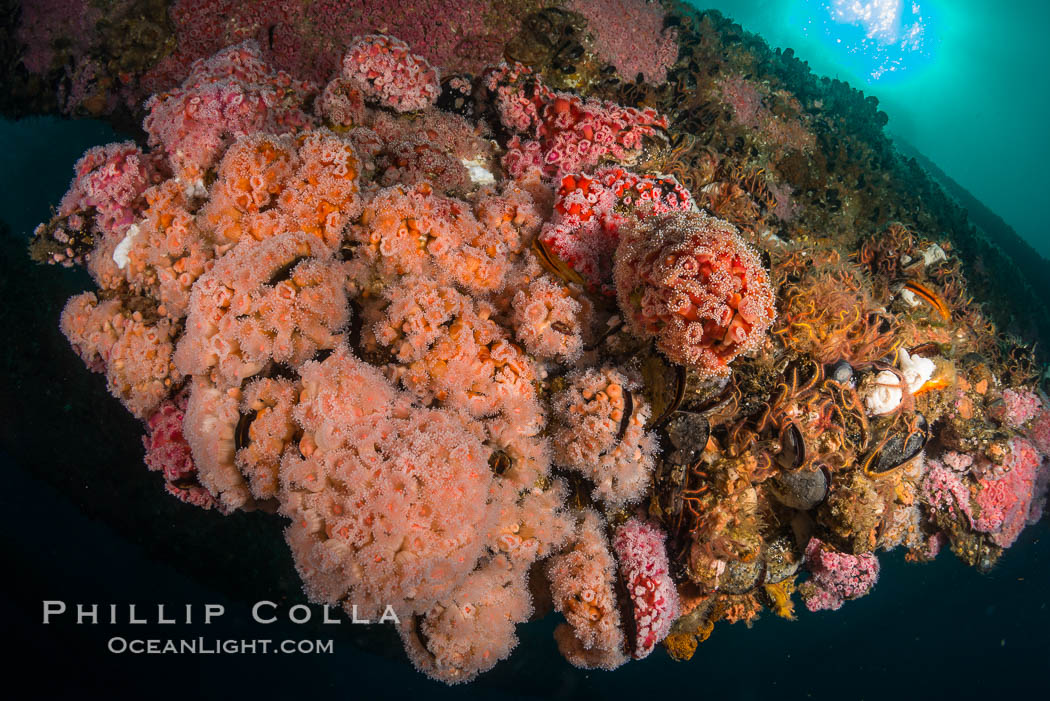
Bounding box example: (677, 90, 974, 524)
(567, 0, 679, 84)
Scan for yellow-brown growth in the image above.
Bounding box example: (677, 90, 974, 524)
(763, 577, 797, 620)
(774, 255, 898, 366)
(664, 632, 699, 661)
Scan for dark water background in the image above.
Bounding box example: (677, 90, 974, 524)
(2, 112, 1048, 698)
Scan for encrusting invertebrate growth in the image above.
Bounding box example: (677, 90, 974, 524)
(21, 0, 1050, 686)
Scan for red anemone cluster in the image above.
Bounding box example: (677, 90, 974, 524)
(614, 211, 776, 377)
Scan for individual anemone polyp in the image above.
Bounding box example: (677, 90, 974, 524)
(613, 211, 776, 377)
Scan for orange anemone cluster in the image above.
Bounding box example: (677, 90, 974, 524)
(546, 510, 629, 671)
(202, 130, 362, 247)
(551, 367, 657, 506)
(61, 293, 179, 419)
(39, 30, 789, 687)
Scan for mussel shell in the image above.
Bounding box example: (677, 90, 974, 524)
(976, 544, 1002, 574)
(522, 9, 562, 44)
(908, 342, 941, 358)
(488, 449, 512, 475)
(668, 597, 714, 636)
(234, 409, 257, 451)
(769, 464, 829, 510)
(776, 422, 806, 471)
(828, 359, 853, 384)
(871, 313, 893, 334)
(959, 352, 988, 369)
(868, 413, 929, 474)
(694, 375, 735, 416)
(561, 42, 585, 60)
(259, 361, 297, 381)
(614, 388, 634, 443)
(647, 360, 686, 428)
(266, 255, 309, 286)
(436, 75, 476, 117)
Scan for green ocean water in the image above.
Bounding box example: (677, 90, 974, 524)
(693, 0, 1050, 260)
(3, 3, 1050, 698)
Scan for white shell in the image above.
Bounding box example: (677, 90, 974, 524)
(865, 370, 903, 415)
(112, 223, 141, 269)
(899, 348, 935, 394)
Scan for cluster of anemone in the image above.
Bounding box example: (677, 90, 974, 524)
(29, 3, 1050, 686)
(546, 510, 628, 670)
(341, 35, 440, 112)
(61, 292, 178, 419)
(550, 367, 658, 507)
(612, 518, 682, 657)
(142, 391, 216, 510)
(510, 275, 588, 362)
(614, 211, 777, 377)
(39, 36, 713, 684)
(485, 62, 669, 179)
(538, 166, 697, 293)
(201, 129, 364, 247)
(143, 42, 317, 186)
(799, 538, 880, 612)
(32, 141, 157, 268)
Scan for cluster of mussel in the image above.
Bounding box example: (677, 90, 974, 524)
(504, 8, 596, 91)
(630, 339, 934, 627)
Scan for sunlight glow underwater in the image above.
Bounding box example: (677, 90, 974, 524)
(799, 0, 937, 81)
